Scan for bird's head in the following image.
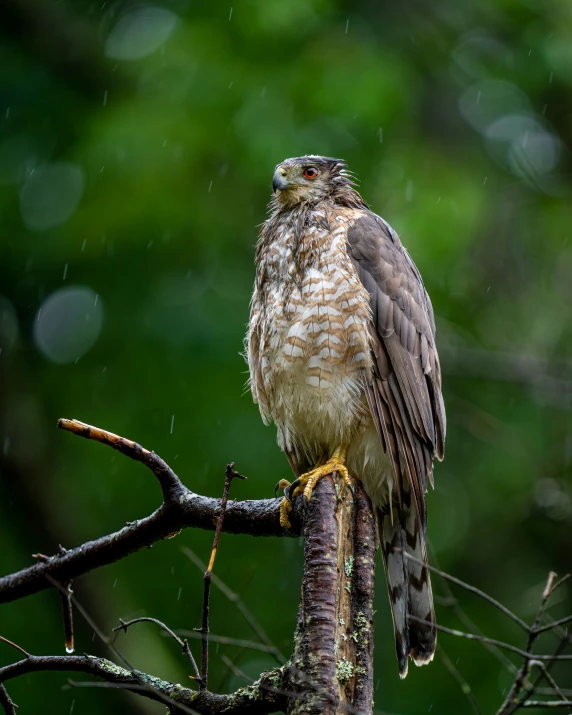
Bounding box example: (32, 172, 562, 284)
(271, 155, 358, 208)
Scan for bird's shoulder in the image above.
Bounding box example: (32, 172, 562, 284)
(343, 208, 437, 343)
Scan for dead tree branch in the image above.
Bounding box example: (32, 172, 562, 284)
(0, 418, 373, 714)
(200, 463, 247, 691)
(0, 654, 288, 714)
(0, 419, 301, 605)
(1, 417, 569, 714)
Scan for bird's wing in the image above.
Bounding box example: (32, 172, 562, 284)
(346, 211, 445, 518)
(347, 211, 446, 675)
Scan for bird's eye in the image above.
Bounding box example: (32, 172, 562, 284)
(303, 167, 318, 179)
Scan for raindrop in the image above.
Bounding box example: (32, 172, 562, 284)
(103, 90, 108, 106)
(170, 414, 175, 434)
(177, 587, 182, 600)
(66, 645, 74, 654)
(105, 7, 179, 61)
(34, 286, 104, 364)
(81, 239, 87, 251)
(229, 7, 233, 20)
(63, 264, 68, 281)
(345, 19, 349, 34)
(19, 163, 84, 231)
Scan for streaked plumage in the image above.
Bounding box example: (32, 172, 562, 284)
(246, 155, 446, 677)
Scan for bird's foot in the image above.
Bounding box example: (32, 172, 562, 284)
(275, 479, 293, 529)
(291, 445, 351, 503)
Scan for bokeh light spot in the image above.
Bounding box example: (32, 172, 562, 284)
(34, 286, 103, 364)
(19, 162, 84, 231)
(104, 7, 178, 61)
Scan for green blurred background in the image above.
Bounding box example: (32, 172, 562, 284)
(1, 0, 571, 712)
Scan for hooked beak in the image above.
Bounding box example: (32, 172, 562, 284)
(272, 170, 289, 193)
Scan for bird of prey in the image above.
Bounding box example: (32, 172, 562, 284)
(246, 155, 445, 678)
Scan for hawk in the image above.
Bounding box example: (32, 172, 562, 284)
(246, 155, 446, 677)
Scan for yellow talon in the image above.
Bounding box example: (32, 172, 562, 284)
(292, 445, 351, 502)
(276, 479, 292, 491)
(280, 497, 293, 529)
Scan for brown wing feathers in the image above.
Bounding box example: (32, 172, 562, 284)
(348, 212, 445, 676)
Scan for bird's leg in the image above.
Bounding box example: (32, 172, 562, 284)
(275, 479, 294, 529)
(292, 445, 351, 501)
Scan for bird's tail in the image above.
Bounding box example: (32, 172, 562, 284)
(375, 483, 436, 679)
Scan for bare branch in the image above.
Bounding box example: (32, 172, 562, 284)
(408, 616, 572, 661)
(0, 419, 302, 606)
(0, 634, 30, 658)
(528, 661, 568, 703)
(0, 683, 16, 715)
(403, 552, 529, 631)
(113, 617, 201, 682)
(182, 546, 286, 664)
(59, 580, 74, 653)
(176, 630, 278, 655)
(0, 654, 287, 714)
(199, 463, 246, 691)
(438, 647, 482, 715)
(57, 418, 185, 502)
(221, 655, 252, 684)
(521, 701, 572, 708)
(531, 613, 572, 635)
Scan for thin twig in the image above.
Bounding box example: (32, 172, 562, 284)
(113, 617, 201, 682)
(182, 546, 286, 663)
(547, 573, 571, 596)
(495, 571, 569, 715)
(0, 635, 30, 658)
(438, 647, 482, 715)
(0, 683, 16, 715)
(221, 655, 252, 684)
(536, 688, 572, 697)
(59, 580, 74, 653)
(176, 630, 277, 654)
(529, 661, 568, 702)
(2, 417, 297, 607)
(199, 463, 246, 691)
(408, 616, 572, 661)
(521, 701, 572, 708)
(403, 551, 529, 631)
(434, 570, 518, 673)
(43, 575, 200, 714)
(533, 614, 572, 634)
(57, 418, 184, 502)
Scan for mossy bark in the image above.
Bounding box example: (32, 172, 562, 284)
(286, 476, 376, 715)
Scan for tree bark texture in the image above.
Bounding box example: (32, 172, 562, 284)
(286, 476, 376, 715)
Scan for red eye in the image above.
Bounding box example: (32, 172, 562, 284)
(303, 167, 318, 179)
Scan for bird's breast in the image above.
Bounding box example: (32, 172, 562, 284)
(258, 218, 373, 431)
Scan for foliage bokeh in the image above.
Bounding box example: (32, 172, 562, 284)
(1, 0, 571, 712)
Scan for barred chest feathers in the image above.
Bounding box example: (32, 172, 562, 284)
(248, 205, 373, 458)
